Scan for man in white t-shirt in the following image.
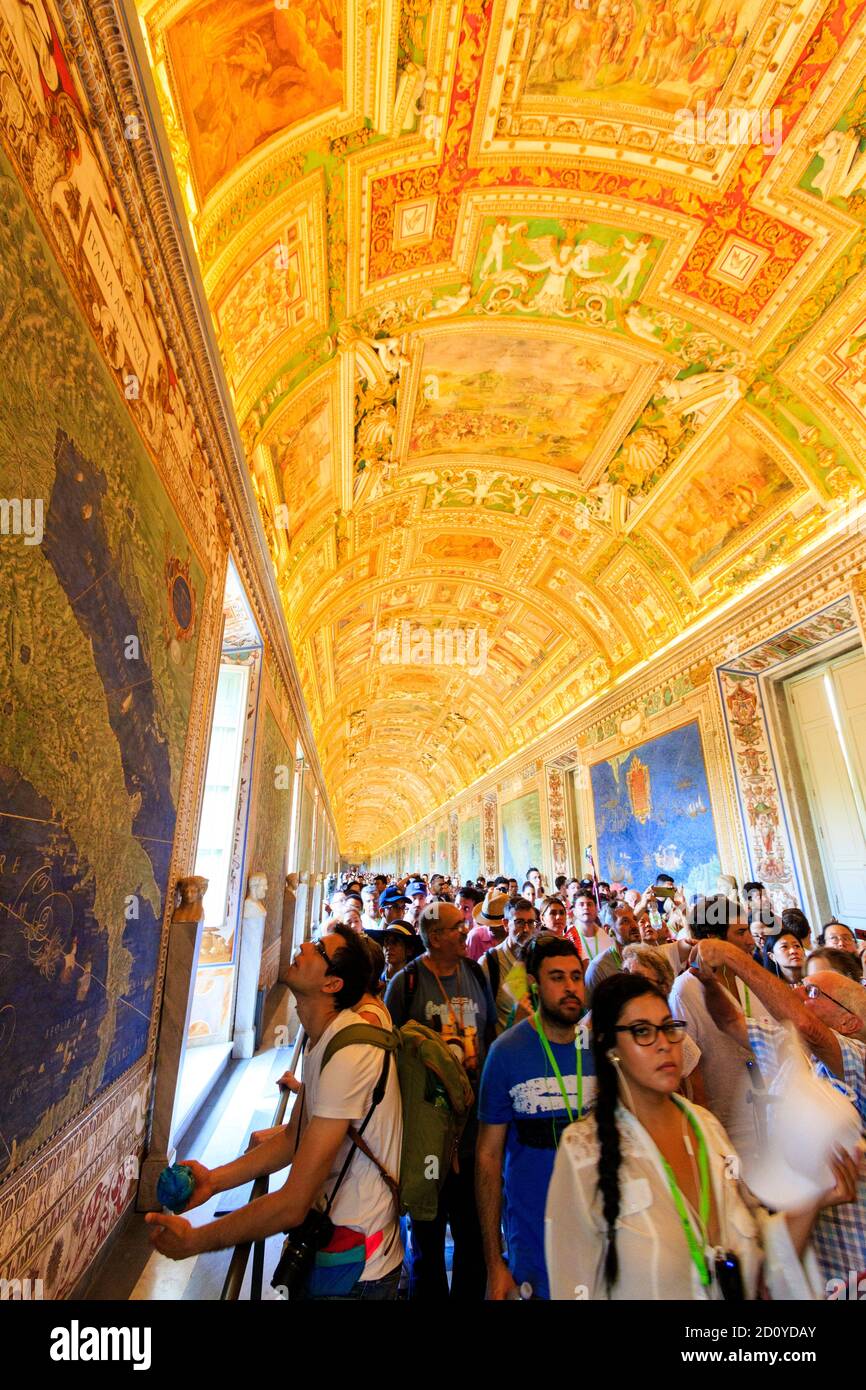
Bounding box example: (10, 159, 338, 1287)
(670, 894, 769, 1167)
(146, 924, 403, 1299)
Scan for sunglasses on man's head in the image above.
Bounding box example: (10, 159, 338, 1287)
(313, 937, 334, 974)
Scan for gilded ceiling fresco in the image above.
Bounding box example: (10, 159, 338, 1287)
(140, 0, 866, 855)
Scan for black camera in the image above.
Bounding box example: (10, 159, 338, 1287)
(271, 1209, 334, 1298)
(714, 1249, 745, 1301)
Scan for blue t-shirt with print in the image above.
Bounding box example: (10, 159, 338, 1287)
(478, 1017, 596, 1299)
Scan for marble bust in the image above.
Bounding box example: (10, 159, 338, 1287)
(244, 871, 268, 918)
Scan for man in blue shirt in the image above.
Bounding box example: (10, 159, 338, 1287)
(476, 935, 596, 1299)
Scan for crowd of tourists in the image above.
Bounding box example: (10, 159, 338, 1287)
(147, 866, 866, 1302)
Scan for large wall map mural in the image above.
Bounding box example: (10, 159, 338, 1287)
(590, 721, 720, 895)
(0, 150, 203, 1179)
(500, 790, 544, 881)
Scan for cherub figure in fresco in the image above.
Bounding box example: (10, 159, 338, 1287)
(611, 235, 653, 297)
(479, 221, 527, 279)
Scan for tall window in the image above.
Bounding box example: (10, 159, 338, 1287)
(194, 661, 250, 933)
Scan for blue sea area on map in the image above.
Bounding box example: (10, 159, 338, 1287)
(590, 721, 720, 896)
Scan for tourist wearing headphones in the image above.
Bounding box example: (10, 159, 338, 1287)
(545, 973, 857, 1300)
(476, 936, 596, 1300)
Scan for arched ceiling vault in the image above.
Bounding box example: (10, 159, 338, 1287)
(140, 0, 866, 853)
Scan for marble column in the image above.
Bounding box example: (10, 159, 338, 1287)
(278, 874, 298, 980)
(137, 876, 207, 1211)
(232, 873, 268, 1059)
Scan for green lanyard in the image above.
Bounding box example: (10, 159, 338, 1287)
(742, 984, 752, 1018)
(610, 945, 622, 968)
(579, 930, 599, 960)
(534, 1010, 583, 1124)
(658, 1099, 712, 1288)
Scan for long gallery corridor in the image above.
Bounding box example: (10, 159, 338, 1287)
(2, 0, 866, 1357)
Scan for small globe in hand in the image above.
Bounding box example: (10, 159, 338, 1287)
(156, 1163, 195, 1213)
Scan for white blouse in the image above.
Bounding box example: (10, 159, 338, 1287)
(544, 1097, 822, 1301)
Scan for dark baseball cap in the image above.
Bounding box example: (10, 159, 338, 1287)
(380, 885, 409, 906)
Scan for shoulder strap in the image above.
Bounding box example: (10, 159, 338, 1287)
(462, 957, 497, 1049)
(323, 1048, 392, 1217)
(485, 949, 500, 1000)
(321, 1022, 396, 1069)
(406, 959, 419, 1000)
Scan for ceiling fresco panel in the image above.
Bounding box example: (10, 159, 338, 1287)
(139, 0, 866, 850)
(162, 0, 345, 202)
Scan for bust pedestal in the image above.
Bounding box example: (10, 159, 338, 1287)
(233, 893, 266, 1059)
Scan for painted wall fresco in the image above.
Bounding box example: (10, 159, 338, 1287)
(589, 721, 720, 895)
(500, 790, 544, 881)
(164, 0, 344, 200)
(718, 670, 800, 908)
(0, 149, 204, 1179)
(458, 813, 480, 882)
(140, 0, 866, 856)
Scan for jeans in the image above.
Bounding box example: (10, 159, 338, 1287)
(407, 1146, 486, 1300)
(299, 1263, 402, 1302)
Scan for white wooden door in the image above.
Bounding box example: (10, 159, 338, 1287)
(787, 653, 866, 932)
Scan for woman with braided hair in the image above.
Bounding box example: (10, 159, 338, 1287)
(544, 974, 857, 1300)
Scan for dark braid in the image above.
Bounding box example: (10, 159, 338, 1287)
(591, 973, 671, 1295)
(594, 1047, 622, 1292)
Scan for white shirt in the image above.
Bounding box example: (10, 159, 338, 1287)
(300, 1010, 403, 1280)
(545, 1099, 821, 1301)
(670, 968, 768, 1166)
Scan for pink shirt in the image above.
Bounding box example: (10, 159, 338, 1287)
(466, 925, 501, 961)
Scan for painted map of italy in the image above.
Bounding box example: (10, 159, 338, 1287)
(0, 431, 181, 1176)
(0, 153, 203, 1179)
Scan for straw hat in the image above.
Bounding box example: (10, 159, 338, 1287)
(473, 891, 508, 928)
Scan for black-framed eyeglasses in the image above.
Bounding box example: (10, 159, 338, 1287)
(313, 937, 334, 974)
(615, 1020, 687, 1046)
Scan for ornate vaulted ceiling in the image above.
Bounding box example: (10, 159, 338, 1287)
(139, 0, 866, 857)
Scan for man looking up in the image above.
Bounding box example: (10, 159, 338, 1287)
(583, 904, 641, 1005)
(477, 936, 596, 1300)
(669, 894, 766, 1166)
(146, 927, 403, 1298)
(481, 896, 537, 1033)
(384, 902, 496, 1299)
(690, 935, 866, 1289)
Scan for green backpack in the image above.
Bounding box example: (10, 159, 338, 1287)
(321, 1020, 475, 1221)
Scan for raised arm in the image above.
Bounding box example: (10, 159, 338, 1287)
(686, 953, 748, 1048)
(693, 940, 842, 1075)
